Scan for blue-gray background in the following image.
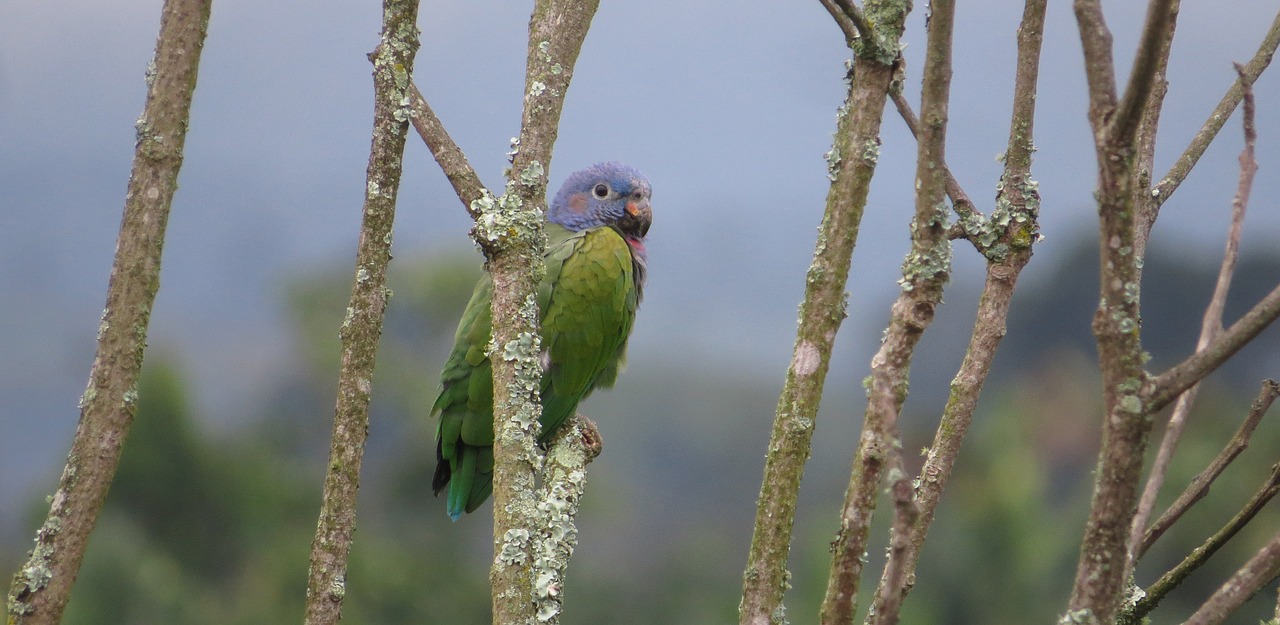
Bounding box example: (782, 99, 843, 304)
(3, 0, 1280, 618)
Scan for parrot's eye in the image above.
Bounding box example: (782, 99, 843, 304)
(592, 183, 610, 199)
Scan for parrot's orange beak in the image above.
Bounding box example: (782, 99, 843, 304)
(625, 202, 641, 217)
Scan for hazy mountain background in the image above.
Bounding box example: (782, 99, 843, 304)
(3, 1, 1280, 623)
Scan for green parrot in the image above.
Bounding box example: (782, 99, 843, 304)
(432, 161, 653, 520)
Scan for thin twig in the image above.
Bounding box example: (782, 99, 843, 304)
(1153, 8, 1280, 204)
(302, 1, 419, 623)
(832, 0, 875, 45)
(5, 0, 210, 621)
(1128, 463, 1280, 622)
(1129, 0, 1180, 260)
(889, 91, 981, 228)
(1073, 0, 1120, 137)
(1179, 528, 1280, 625)
(408, 83, 487, 213)
(1133, 464, 1280, 622)
(818, 0, 860, 46)
(1130, 65, 1258, 566)
(867, 0, 1046, 615)
(1148, 282, 1280, 413)
(1110, 0, 1178, 148)
(870, 471, 920, 625)
(738, 7, 908, 622)
(1143, 380, 1280, 558)
(819, 0, 954, 621)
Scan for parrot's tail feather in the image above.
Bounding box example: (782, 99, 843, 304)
(447, 447, 477, 521)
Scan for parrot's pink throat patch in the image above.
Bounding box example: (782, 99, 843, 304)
(625, 236, 646, 254)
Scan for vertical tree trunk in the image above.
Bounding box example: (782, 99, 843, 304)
(6, 1, 211, 622)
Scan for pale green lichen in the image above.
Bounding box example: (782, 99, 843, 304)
(854, 0, 910, 65)
(519, 161, 545, 188)
(897, 208, 953, 291)
(861, 138, 881, 166)
(1057, 608, 1097, 625)
(497, 528, 530, 565)
(469, 183, 546, 252)
(8, 514, 64, 616)
(823, 145, 842, 182)
(529, 425, 592, 625)
(327, 574, 346, 600)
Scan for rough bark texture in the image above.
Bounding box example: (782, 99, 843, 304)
(820, 0, 958, 620)
(6, 1, 210, 622)
(301, 1, 419, 623)
(1066, 1, 1179, 622)
(482, 3, 600, 624)
(869, 3, 1046, 615)
(736, 4, 909, 624)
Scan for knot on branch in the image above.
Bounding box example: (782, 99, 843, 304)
(953, 172, 1042, 263)
(469, 186, 547, 257)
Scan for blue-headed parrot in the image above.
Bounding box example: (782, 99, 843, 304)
(432, 161, 652, 520)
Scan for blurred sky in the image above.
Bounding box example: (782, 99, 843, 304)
(3, 1, 1280, 536)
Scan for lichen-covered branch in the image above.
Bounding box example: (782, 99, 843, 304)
(408, 82, 487, 212)
(1180, 529, 1280, 625)
(6, 1, 209, 622)
(819, 0, 957, 622)
(868, 0, 1045, 616)
(529, 414, 602, 624)
(302, 1, 419, 623)
(737, 4, 908, 621)
(484, 3, 599, 624)
(1141, 381, 1279, 558)
(1130, 66, 1256, 565)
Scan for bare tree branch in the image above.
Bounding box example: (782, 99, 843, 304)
(1148, 283, 1280, 413)
(302, 1, 420, 623)
(889, 91, 982, 232)
(1125, 463, 1280, 622)
(869, 472, 920, 625)
(869, 0, 1046, 615)
(1179, 529, 1280, 625)
(1131, 463, 1280, 622)
(818, 0, 860, 46)
(1111, 0, 1178, 148)
(1073, 0, 1119, 138)
(408, 83, 487, 212)
(1140, 381, 1279, 559)
(482, 3, 600, 624)
(820, 0, 956, 621)
(5, 1, 210, 621)
(1130, 64, 1258, 565)
(1128, 0, 1180, 261)
(738, 3, 909, 621)
(1152, 8, 1280, 205)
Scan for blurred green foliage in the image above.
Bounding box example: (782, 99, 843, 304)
(10, 245, 1280, 624)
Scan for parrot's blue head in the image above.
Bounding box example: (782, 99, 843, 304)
(548, 162, 653, 257)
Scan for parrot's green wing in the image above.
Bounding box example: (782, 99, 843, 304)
(432, 223, 639, 519)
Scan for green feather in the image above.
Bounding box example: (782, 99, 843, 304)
(431, 223, 638, 519)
